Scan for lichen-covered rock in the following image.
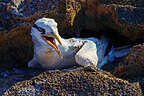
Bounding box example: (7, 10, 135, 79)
(2, 67, 142, 96)
(76, 0, 144, 41)
(17, 0, 82, 35)
(0, 0, 82, 36)
(113, 43, 144, 78)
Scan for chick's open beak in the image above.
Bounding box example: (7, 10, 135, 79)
(43, 29, 63, 59)
(42, 31, 63, 59)
(46, 39, 63, 59)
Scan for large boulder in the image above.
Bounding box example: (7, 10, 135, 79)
(76, 0, 144, 42)
(112, 44, 144, 94)
(113, 43, 144, 78)
(0, 23, 33, 68)
(2, 67, 142, 96)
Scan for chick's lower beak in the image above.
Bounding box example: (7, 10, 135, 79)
(55, 47, 63, 59)
(52, 30, 63, 59)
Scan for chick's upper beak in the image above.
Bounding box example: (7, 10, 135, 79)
(52, 30, 62, 45)
(52, 29, 63, 59)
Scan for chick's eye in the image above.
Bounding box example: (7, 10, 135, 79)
(38, 27, 45, 34)
(32, 24, 45, 34)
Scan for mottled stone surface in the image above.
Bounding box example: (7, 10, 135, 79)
(2, 67, 142, 96)
(0, 2, 23, 31)
(101, 0, 144, 7)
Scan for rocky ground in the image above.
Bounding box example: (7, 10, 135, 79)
(0, 67, 142, 96)
(0, 0, 144, 95)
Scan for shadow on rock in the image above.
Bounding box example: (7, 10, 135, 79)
(0, 68, 45, 95)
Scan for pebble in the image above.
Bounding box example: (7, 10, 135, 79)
(51, 89, 56, 95)
(0, 71, 9, 78)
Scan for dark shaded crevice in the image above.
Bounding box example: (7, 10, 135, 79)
(79, 27, 134, 47)
(100, 27, 133, 47)
(79, 27, 133, 55)
(100, 26, 144, 47)
(79, 27, 144, 57)
(99, 27, 133, 56)
(80, 29, 101, 39)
